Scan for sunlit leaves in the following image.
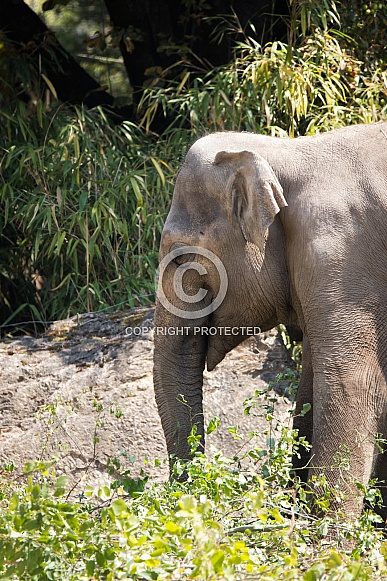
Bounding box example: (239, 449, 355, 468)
(0, 379, 386, 578)
(140, 3, 386, 138)
(0, 107, 176, 325)
(1, 439, 386, 579)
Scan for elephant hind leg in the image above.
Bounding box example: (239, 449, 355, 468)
(369, 435, 387, 522)
(310, 360, 387, 519)
(292, 335, 313, 483)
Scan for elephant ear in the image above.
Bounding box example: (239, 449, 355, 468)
(214, 150, 287, 251)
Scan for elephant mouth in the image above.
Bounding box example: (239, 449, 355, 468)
(206, 318, 255, 371)
(206, 336, 226, 371)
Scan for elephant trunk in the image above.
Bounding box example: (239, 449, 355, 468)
(153, 303, 207, 469)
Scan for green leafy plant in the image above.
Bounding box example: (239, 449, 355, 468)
(0, 105, 183, 329)
(2, 375, 387, 580)
(140, 2, 386, 137)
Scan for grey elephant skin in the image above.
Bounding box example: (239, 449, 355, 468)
(153, 123, 387, 518)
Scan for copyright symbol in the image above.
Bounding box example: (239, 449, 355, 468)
(156, 245, 228, 319)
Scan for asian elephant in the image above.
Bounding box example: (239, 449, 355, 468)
(153, 122, 387, 518)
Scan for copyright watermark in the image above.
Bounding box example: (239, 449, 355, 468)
(156, 245, 228, 319)
(125, 326, 261, 337)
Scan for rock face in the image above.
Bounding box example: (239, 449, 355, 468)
(0, 307, 294, 488)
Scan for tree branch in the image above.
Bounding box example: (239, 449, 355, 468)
(0, 0, 131, 113)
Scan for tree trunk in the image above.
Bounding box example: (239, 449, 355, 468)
(0, 0, 121, 110)
(103, 0, 290, 102)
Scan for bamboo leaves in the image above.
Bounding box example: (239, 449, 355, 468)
(140, 8, 386, 138)
(0, 106, 176, 324)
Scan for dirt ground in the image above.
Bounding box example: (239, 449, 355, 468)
(0, 307, 295, 489)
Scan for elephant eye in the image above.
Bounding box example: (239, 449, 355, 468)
(170, 243, 196, 265)
(172, 252, 196, 265)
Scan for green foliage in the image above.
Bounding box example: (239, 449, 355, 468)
(140, 2, 386, 137)
(338, 0, 386, 70)
(1, 384, 387, 579)
(1, 0, 386, 328)
(0, 105, 184, 328)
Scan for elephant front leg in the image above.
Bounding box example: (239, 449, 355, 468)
(292, 335, 313, 482)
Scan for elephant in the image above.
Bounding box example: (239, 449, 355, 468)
(153, 122, 387, 518)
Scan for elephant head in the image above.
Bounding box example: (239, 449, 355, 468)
(153, 133, 292, 467)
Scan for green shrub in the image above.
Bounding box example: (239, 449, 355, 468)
(0, 105, 187, 328)
(140, 27, 386, 138)
(1, 382, 387, 580)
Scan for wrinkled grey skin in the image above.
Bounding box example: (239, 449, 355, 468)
(153, 123, 387, 517)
